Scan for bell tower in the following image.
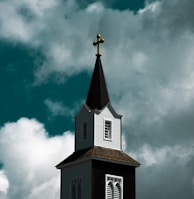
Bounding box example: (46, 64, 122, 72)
(56, 34, 140, 199)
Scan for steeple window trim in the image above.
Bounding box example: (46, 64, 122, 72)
(104, 119, 112, 141)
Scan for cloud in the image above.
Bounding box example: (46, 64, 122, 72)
(0, 0, 194, 84)
(44, 99, 70, 116)
(0, 0, 59, 43)
(44, 98, 82, 118)
(0, 118, 74, 199)
(0, 0, 96, 83)
(130, 143, 194, 199)
(131, 144, 194, 167)
(139, 1, 160, 14)
(0, 170, 9, 199)
(86, 2, 105, 13)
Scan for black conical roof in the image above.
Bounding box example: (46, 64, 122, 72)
(86, 55, 110, 110)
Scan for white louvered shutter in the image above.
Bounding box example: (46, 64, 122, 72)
(107, 181, 113, 199)
(114, 183, 121, 199)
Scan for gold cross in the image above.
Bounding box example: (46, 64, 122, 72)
(93, 33, 105, 56)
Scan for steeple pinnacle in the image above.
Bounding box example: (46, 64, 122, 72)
(86, 34, 110, 110)
(93, 33, 104, 56)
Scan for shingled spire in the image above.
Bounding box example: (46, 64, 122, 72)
(86, 34, 110, 110)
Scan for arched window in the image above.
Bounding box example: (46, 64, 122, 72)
(71, 177, 82, 199)
(106, 174, 123, 199)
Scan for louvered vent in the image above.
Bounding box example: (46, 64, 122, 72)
(77, 182, 81, 199)
(106, 174, 123, 199)
(104, 120, 112, 140)
(114, 183, 121, 199)
(83, 121, 87, 140)
(71, 177, 82, 199)
(107, 181, 113, 199)
(72, 184, 76, 199)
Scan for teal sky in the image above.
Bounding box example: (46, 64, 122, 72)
(0, 40, 91, 135)
(0, 0, 147, 135)
(0, 0, 194, 199)
(77, 0, 145, 11)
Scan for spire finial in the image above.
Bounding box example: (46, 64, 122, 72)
(93, 33, 104, 56)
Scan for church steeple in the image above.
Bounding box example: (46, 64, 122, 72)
(86, 55, 110, 110)
(72, 34, 123, 152)
(56, 34, 140, 199)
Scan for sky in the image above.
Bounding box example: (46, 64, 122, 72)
(0, 0, 194, 198)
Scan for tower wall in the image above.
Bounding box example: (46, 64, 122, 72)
(92, 160, 136, 199)
(61, 161, 92, 199)
(94, 107, 122, 150)
(75, 105, 122, 151)
(75, 106, 94, 151)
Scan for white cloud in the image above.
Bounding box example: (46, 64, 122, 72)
(0, 170, 9, 199)
(128, 143, 194, 199)
(0, 118, 74, 199)
(44, 98, 82, 117)
(130, 144, 194, 167)
(139, 1, 160, 14)
(86, 2, 104, 13)
(44, 99, 68, 116)
(0, 0, 194, 86)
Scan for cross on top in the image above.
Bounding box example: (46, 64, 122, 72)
(93, 33, 105, 56)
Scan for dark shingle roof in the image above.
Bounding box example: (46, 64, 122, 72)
(86, 55, 110, 110)
(56, 146, 140, 169)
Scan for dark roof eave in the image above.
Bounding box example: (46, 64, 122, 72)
(56, 157, 140, 169)
(56, 146, 140, 169)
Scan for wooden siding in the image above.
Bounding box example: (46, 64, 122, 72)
(61, 161, 92, 199)
(94, 107, 122, 150)
(75, 106, 94, 151)
(75, 105, 122, 151)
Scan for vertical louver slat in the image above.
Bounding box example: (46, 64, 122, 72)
(71, 177, 82, 199)
(72, 183, 76, 199)
(104, 120, 111, 140)
(83, 122, 87, 140)
(77, 182, 81, 199)
(107, 181, 113, 199)
(114, 183, 121, 199)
